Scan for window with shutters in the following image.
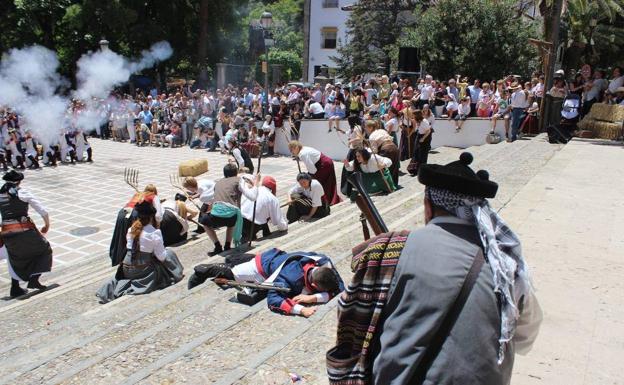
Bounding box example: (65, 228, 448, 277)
(321, 28, 338, 49)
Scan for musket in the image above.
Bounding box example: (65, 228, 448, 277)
(248, 141, 266, 247)
(347, 171, 389, 240)
(294, 156, 302, 174)
(213, 278, 291, 293)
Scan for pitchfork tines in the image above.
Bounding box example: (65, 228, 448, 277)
(124, 168, 140, 193)
(169, 173, 201, 210)
(169, 174, 184, 190)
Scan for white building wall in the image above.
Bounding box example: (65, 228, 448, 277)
(308, 0, 351, 81)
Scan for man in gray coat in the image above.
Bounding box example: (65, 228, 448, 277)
(372, 152, 542, 385)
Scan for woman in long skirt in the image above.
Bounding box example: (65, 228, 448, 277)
(97, 200, 184, 303)
(288, 141, 341, 205)
(343, 149, 395, 199)
(365, 120, 400, 187)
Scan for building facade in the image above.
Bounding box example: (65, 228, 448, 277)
(303, 0, 351, 82)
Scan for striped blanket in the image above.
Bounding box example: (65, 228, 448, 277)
(326, 230, 410, 385)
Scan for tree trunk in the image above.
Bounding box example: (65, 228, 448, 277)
(196, 0, 210, 89)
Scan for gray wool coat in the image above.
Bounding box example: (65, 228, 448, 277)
(372, 216, 542, 385)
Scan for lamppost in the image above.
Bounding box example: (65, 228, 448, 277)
(260, 11, 274, 116)
(99, 38, 110, 52)
(587, 18, 598, 63)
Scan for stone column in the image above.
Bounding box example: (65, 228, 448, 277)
(216, 63, 227, 90)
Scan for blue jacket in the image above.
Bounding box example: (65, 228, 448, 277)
(255, 248, 345, 315)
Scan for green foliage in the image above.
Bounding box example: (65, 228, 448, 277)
(562, 0, 624, 68)
(333, 0, 424, 79)
(403, 0, 540, 80)
(1, 0, 249, 84)
(244, 0, 304, 81)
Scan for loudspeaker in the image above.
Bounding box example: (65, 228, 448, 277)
(398, 47, 420, 72)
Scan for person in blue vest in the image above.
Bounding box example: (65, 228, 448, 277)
(187, 248, 344, 317)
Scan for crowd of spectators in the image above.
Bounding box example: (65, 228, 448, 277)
(1, 65, 622, 171)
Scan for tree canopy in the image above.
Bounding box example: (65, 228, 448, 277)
(403, 0, 540, 79)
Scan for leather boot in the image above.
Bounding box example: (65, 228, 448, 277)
(27, 275, 47, 290)
(10, 279, 27, 298)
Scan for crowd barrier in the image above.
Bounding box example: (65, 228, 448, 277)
(273, 118, 508, 161)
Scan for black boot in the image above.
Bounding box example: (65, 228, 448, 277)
(193, 225, 205, 234)
(27, 275, 47, 290)
(86, 148, 93, 162)
(208, 241, 223, 257)
(187, 263, 234, 289)
(28, 155, 40, 169)
(224, 241, 231, 251)
(10, 279, 27, 298)
(69, 151, 76, 164)
(16, 156, 25, 170)
(262, 224, 272, 238)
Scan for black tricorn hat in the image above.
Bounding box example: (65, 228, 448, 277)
(3, 170, 24, 183)
(418, 152, 498, 198)
(134, 200, 156, 216)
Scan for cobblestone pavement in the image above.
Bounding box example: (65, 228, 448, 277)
(0, 139, 342, 283)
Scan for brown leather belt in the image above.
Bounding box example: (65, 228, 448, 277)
(1, 221, 36, 234)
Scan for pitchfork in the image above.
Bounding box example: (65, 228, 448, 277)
(169, 174, 202, 210)
(124, 168, 140, 193)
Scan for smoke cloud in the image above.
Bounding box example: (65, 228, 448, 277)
(0, 41, 173, 145)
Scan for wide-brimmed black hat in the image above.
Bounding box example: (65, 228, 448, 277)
(3, 170, 24, 183)
(418, 152, 498, 198)
(134, 200, 156, 216)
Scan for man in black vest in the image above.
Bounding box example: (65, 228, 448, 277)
(227, 136, 254, 173)
(0, 170, 53, 297)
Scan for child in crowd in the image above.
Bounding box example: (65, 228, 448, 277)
(455, 97, 471, 132)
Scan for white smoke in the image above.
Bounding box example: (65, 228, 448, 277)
(74, 41, 172, 101)
(0, 46, 69, 145)
(0, 41, 172, 145)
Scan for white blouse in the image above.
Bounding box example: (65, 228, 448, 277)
(126, 224, 167, 261)
(290, 179, 325, 207)
(298, 146, 321, 174)
(345, 154, 392, 173)
(417, 118, 432, 135)
(368, 129, 393, 151)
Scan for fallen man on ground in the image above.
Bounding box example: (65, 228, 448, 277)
(187, 248, 344, 317)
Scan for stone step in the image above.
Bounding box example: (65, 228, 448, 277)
(0, 138, 552, 385)
(3, 180, 428, 384)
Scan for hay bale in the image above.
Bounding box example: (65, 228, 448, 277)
(178, 159, 208, 177)
(577, 116, 595, 130)
(591, 121, 622, 140)
(589, 103, 608, 120)
(602, 104, 624, 122)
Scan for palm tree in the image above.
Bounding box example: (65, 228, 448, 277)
(538, 0, 624, 72)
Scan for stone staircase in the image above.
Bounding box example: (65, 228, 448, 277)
(0, 135, 562, 385)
